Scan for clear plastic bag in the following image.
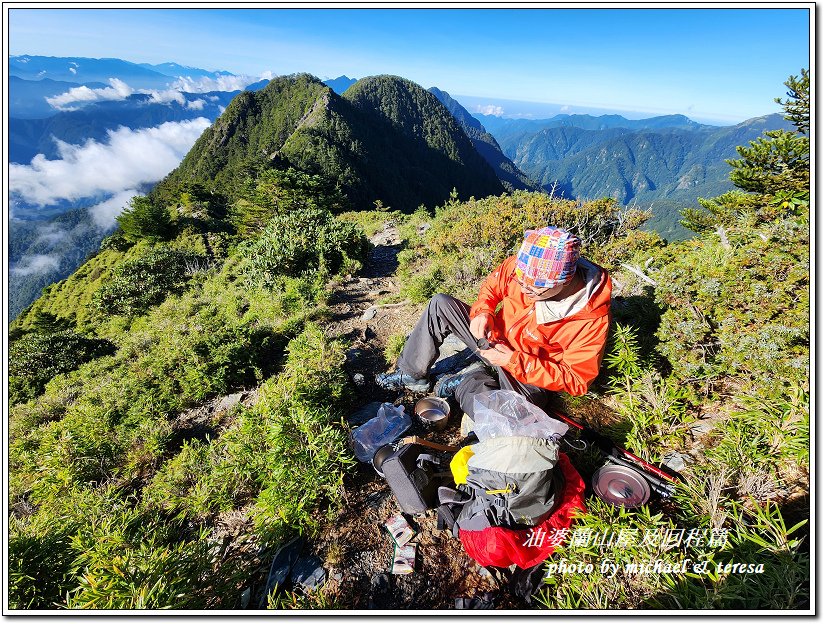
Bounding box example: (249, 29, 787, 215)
(349, 403, 411, 462)
(472, 390, 569, 441)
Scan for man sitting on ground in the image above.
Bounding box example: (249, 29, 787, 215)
(376, 226, 612, 431)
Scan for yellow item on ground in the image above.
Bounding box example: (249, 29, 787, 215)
(450, 445, 475, 485)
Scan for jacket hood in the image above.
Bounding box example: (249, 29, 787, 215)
(534, 258, 611, 325)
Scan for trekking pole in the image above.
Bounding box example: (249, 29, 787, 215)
(547, 408, 682, 497)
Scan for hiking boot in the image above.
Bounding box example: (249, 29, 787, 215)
(434, 361, 487, 399)
(375, 370, 430, 393)
(434, 371, 466, 399)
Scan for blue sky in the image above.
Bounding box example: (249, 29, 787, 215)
(8, 6, 811, 124)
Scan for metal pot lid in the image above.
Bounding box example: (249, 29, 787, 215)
(592, 464, 651, 508)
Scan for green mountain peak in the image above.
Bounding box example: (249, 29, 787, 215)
(153, 73, 503, 213)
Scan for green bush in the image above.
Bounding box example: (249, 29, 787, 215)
(140, 323, 354, 555)
(534, 489, 808, 610)
(66, 531, 221, 609)
(604, 324, 692, 461)
(9, 325, 352, 610)
(700, 382, 808, 497)
(247, 324, 354, 542)
(652, 214, 808, 398)
(93, 246, 204, 317)
(8, 521, 81, 609)
(9, 331, 116, 405)
(651, 481, 809, 609)
(396, 191, 652, 304)
(231, 167, 348, 238)
(336, 208, 408, 237)
(99, 230, 134, 252)
(238, 207, 368, 287)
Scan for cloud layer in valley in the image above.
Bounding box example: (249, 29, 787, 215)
(45, 73, 269, 111)
(11, 253, 61, 276)
(46, 77, 134, 109)
(10, 118, 211, 218)
(88, 189, 143, 229)
(171, 73, 266, 93)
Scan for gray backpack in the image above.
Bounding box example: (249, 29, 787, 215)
(439, 436, 565, 532)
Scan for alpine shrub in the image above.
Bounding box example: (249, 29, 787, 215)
(9, 331, 116, 405)
(93, 246, 204, 317)
(8, 522, 81, 609)
(239, 207, 368, 287)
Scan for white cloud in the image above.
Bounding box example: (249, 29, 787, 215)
(69, 66, 77, 75)
(9, 118, 211, 207)
(46, 78, 134, 110)
(11, 254, 61, 276)
(171, 74, 262, 93)
(37, 70, 45, 77)
(45, 74, 255, 111)
(560, 105, 571, 112)
(35, 222, 71, 247)
(473, 104, 505, 116)
(88, 189, 141, 229)
(146, 88, 186, 106)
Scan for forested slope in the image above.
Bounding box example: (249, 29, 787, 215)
(153, 73, 504, 213)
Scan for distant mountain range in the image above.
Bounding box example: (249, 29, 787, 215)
(137, 61, 235, 80)
(10, 54, 233, 90)
(10, 75, 111, 119)
(325, 75, 357, 94)
(476, 112, 794, 238)
(477, 112, 708, 137)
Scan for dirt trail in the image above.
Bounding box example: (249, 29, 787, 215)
(314, 222, 522, 609)
(324, 220, 420, 365)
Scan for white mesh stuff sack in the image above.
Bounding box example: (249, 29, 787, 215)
(472, 390, 569, 441)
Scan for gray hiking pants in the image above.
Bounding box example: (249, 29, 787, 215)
(396, 293, 551, 422)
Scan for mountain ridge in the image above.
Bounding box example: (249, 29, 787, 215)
(428, 87, 540, 192)
(481, 111, 794, 238)
(152, 73, 504, 212)
(10, 54, 176, 89)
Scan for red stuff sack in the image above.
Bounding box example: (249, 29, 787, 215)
(457, 453, 586, 569)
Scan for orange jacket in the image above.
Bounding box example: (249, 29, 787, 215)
(469, 256, 612, 395)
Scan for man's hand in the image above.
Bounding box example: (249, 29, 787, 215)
(470, 313, 493, 341)
(480, 343, 515, 367)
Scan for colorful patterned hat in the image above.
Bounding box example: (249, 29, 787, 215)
(515, 227, 581, 289)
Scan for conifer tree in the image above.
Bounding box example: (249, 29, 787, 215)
(683, 69, 810, 233)
(776, 69, 810, 134)
(30, 311, 71, 333)
(726, 69, 810, 195)
(116, 196, 175, 242)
